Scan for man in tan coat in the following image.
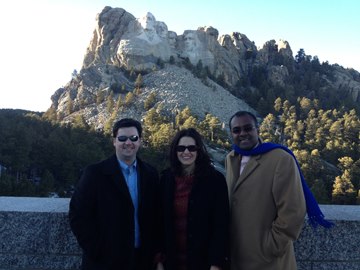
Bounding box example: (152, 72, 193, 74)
(225, 111, 306, 270)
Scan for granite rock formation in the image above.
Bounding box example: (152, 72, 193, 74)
(49, 6, 360, 130)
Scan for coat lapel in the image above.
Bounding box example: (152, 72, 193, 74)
(228, 152, 241, 194)
(232, 154, 261, 193)
(103, 155, 133, 206)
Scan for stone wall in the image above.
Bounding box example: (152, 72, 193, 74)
(0, 197, 80, 270)
(294, 205, 360, 270)
(0, 197, 359, 270)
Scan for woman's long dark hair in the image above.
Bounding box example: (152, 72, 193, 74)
(169, 128, 212, 176)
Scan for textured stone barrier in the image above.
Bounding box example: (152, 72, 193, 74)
(0, 197, 81, 270)
(295, 205, 360, 270)
(0, 197, 359, 270)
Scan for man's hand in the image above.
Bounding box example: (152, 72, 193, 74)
(156, 262, 164, 270)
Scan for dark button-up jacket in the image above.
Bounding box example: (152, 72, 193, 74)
(69, 155, 159, 270)
(160, 167, 229, 270)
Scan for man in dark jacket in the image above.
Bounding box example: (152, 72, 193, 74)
(69, 118, 159, 270)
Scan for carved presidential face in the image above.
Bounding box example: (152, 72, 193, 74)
(168, 31, 177, 48)
(156, 22, 168, 39)
(140, 12, 156, 31)
(184, 32, 197, 50)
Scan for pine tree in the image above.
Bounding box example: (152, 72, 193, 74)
(150, 123, 175, 151)
(198, 114, 225, 142)
(351, 159, 360, 191)
(299, 97, 313, 118)
(66, 97, 74, 115)
(175, 107, 193, 128)
(96, 90, 105, 105)
(311, 178, 330, 204)
(38, 170, 56, 196)
(135, 74, 144, 89)
(342, 109, 360, 156)
(106, 92, 115, 113)
(332, 157, 357, 204)
(144, 92, 157, 110)
(0, 174, 13, 196)
(295, 48, 306, 63)
(274, 97, 282, 113)
(259, 113, 279, 143)
(304, 109, 318, 149)
(283, 105, 297, 148)
(73, 115, 89, 130)
(42, 107, 58, 122)
(104, 114, 116, 136)
(115, 96, 123, 111)
(332, 170, 356, 204)
(182, 116, 198, 129)
(71, 69, 78, 79)
(124, 92, 135, 107)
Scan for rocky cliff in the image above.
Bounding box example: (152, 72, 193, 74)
(49, 6, 360, 130)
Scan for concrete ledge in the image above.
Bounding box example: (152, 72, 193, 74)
(0, 197, 359, 270)
(0, 197, 81, 270)
(294, 205, 360, 270)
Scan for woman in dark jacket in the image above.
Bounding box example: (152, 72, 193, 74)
(157, 128, 229, 270)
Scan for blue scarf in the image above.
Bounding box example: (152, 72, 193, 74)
(232, 142, 334, 229)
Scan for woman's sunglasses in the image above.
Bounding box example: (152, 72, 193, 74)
(176, 145, 198, 152)
(117, 135, 139, 142)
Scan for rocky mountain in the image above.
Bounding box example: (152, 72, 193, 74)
(49, 6, 360, 130)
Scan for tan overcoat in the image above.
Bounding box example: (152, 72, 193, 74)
(225, 148, 306, 270)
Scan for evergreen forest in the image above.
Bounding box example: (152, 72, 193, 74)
(0, 95, 359, 204)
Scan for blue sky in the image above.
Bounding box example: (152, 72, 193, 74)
(1, 0, 359, 111)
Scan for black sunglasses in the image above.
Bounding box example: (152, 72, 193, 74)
(232, 125, 256, 134)
(117, 135, 139, 142)
(176, 145, 198, 152)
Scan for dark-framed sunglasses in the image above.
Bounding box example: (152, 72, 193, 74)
(176, 145, 198, 152)
(117, 135, 139, 142)
(232, 125, 256, 134)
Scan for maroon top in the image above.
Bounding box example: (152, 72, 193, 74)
(174, 174, 195, 270)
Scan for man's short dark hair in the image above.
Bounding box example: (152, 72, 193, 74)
(112, 118, 142, 138)
(229, 111, 258, 130)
